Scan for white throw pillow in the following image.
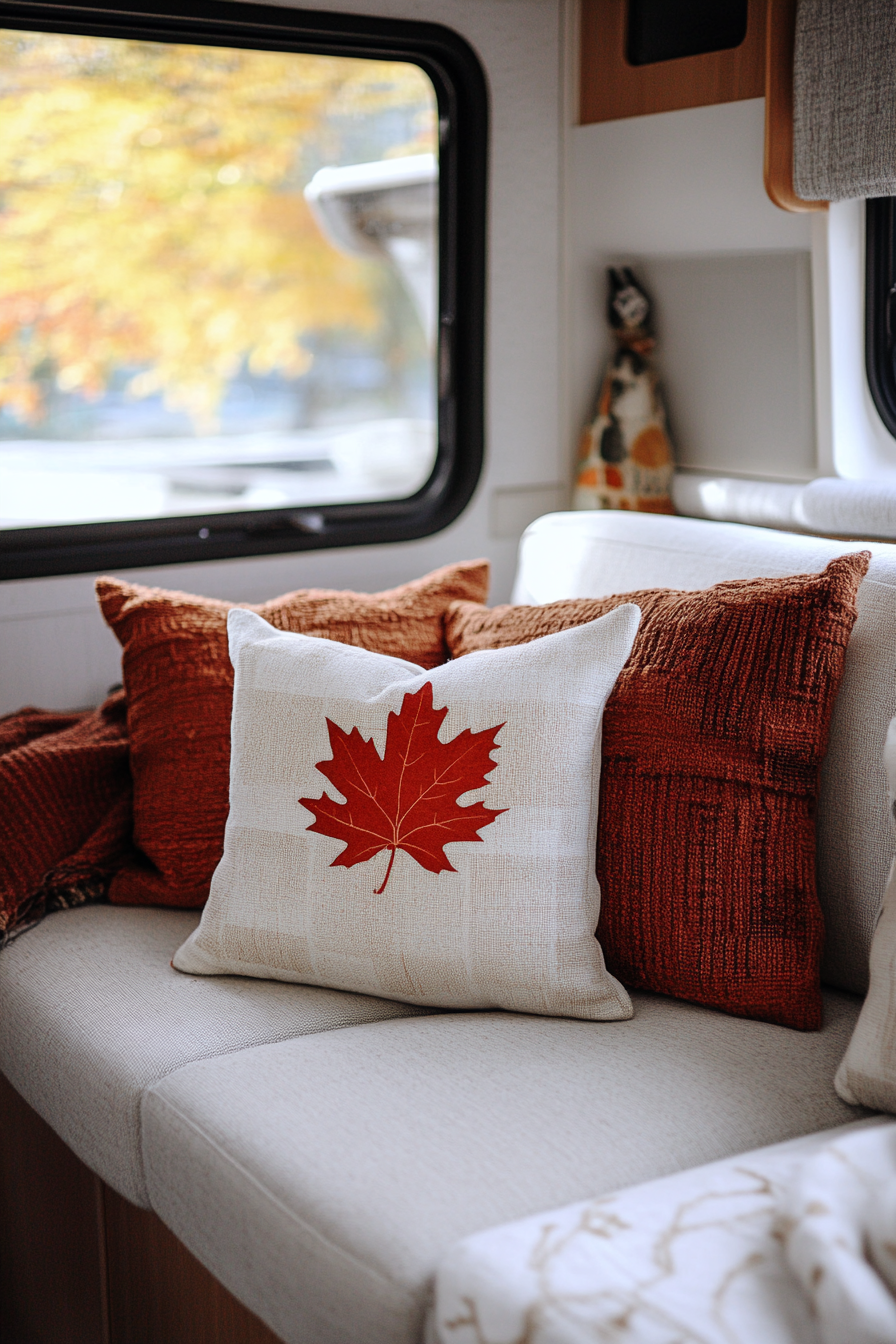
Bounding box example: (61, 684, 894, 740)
(173, 603, 640, 1020)
(836, 716, 896, 1110)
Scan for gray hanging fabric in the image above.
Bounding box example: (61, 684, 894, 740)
(793, 0, 896, 202)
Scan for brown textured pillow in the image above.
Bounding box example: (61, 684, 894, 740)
(97, 561, 489, 908)
(445, 554, 869, 1030)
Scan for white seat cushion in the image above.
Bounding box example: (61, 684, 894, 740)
(513, 510, 896, 995)
(142, 991, 866, 1344)
(0, 905, 427, 1204)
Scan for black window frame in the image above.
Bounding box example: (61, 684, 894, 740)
(865, 197, 896, 441)
(0, 0, 487, 581)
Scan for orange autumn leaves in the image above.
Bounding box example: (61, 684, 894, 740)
(0, 31, 436, 429)
(300, 683, 506, 894)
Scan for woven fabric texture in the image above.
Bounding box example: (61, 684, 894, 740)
(0, 692, 132, 938)
(793, 0, 896, 202)
(446, 554, 869, 1030)
(173, 604, 639, 1020)
(0, 704, 84, 753)
(96, 561, 488, 909)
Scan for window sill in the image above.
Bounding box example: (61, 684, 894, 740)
(672, 470, 896, 541)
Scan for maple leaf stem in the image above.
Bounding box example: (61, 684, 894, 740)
(375, 846, 397, 895)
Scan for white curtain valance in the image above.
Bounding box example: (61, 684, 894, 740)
(794, 0, 896, 203)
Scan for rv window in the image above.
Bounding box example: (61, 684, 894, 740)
(0, 1, 486, 579)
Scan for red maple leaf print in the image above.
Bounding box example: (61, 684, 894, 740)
(299, 682, 506, 894)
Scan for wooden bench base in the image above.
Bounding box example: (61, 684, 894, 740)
(0, 1071, 283, 1344)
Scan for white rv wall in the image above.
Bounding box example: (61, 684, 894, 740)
(564, 98, 816, 485)
(0, 0, 567, 713)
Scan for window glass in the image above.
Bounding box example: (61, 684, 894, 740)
(0, 31, 438, 532)
(866, 198, 896, 441)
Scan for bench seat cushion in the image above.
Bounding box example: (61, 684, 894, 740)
(141, 992, 866, 1344)
(0, 905, 427, 1204)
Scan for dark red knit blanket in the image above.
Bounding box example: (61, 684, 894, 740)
(0, 691, 133, 941)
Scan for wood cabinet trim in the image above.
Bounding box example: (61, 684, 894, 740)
(580, 0, 766, 126)
(0, 1070, 108, 1344)
(763, 0, 827, 212)
(0, 1071, 284, 1344)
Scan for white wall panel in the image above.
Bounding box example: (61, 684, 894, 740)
(0, 609, 122, 712)
(640, 251, 816, 482)
(566, 98, 815, 478)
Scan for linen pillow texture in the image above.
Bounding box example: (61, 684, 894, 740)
(172, 602, 641, 1020)
(445, 552, 869, 1030)
(835, 716, 896, 1111)
(96, 561, 489, 909)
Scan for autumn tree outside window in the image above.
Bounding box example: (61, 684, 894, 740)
(0, 0, 487, 579)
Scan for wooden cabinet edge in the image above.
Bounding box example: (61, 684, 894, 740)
(577, 0, 827, 218)
(580, 0, 765, 126)
(764, 0, 827, 212)
(0, 1072, 284, 1344)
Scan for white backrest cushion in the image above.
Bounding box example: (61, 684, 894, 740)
(835, 720, 896, 1110)
(513, 512, 896, 994)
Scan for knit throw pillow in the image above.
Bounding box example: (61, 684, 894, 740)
(445, 553, 869, 1030)
(96, 561, 489, 909)
(173, 603, 641, 1020)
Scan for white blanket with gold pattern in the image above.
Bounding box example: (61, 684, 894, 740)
(431, 1119, 893, 1344)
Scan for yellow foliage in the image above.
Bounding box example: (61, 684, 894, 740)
(0, 31, 436, 428)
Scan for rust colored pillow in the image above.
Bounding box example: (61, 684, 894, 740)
(96, 561, 489, 909)
(0, 693, 132, 938)
(445, 554, 869, 1030)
